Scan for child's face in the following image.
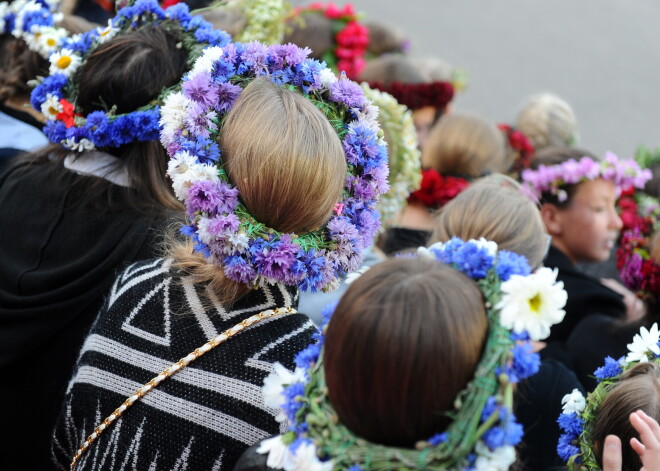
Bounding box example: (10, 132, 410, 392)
(412, 106, 437, 150)
(552, 179, 623, 263)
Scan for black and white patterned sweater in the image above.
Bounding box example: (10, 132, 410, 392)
(52, 258, 317, 471)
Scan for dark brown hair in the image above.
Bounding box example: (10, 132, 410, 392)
(0, 35, 46, 102)
(591, 362, 660, 470)
(323, 257, 488, 447)
(530, 146, 598, 208)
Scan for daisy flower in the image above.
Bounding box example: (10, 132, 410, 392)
(49, 49, 82, 78)
(40, 93, 62, 120)
(256, 436, 296, 470)
(496, 267, 567, 341)
(625, 323, 660, 364)
(36, 27, 66, 56)
(262, 362, 307, 421)
(561, 388, 586, 414)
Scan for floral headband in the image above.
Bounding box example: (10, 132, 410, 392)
(1, 0, 67, 59)
(29, 0, 230, 152)
(558, 323, 660, 468)
(498, 123, 535, 174)
(288, 2, 368, 80)
(407, 168, 470, 210)
(521, 152, 652, 203)
(617, 220, 660, 303)
(367, 81, 455, 111)
(261, 237, 568, 470)
(360, 83, 421, 230)
(160, 43, 389, 293)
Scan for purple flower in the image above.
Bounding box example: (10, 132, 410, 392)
(327, 217, 360, 244)
(215, 82, 242, 114)
(253, 235, 299, 282)
(187, 180, 234, 215)
(293, 250, 328, 292)
(207, 214, 240, 236)
(223, 255, 256, 284)
(329, 79, 365, 108)
(268, 44, 310, 69)
(183, 71, 220, 108)
(241, 41, 269, 74)
(184, 102, 218, 139)
(295, 59, 324, 92)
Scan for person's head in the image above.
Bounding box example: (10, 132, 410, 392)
(591, 362, 660, 470)
(172, 76, 346, 303)
(283, 11, 334, 60)
(422, 113, 507, 178)
(430, 175, 547, 268)
(323, 257, 488, 447)
(532, 148, 623, 263)
(363, 20, 407, 56)
(516, 93, 578, 151)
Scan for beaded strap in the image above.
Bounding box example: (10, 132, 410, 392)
(70, 307, 297, 470)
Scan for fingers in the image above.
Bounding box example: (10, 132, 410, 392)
(631, 410, 660, 450)
(602, 435, 622, 471)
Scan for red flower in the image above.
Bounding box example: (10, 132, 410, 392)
(324, 3, 344, 19)
(407, 169, 470, 209)
(56, 98, 79, 128)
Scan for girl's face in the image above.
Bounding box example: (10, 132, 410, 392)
(412, 106, 437, 150)
(548, 179, 623, 263)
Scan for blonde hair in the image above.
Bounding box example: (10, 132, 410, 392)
(422, 113, 507, 178)
(358, 54, 426, 86)
(430, 175, 547, 268)
(516, 93, 578, 151)
(170, 77, 346, 304)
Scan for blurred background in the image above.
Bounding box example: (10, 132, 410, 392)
(302, 0, 660, 157)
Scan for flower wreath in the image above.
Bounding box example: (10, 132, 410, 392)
(617, 217, 660, 303)
(557, 323, 660, 469)
(521, 152, 652, 203)
(29, 0, 231, 152)
(261, 237, 568, 471)
(407, 168, 470, 210)
(160, 44, 389, 293)
(1, 0, 68, 59)
(360, 83, 421, 230)
(288, 2, 369, 80)
(497, 123, 534, 175)
(367, 80, 455, 112)
(617, 186, 660, 234)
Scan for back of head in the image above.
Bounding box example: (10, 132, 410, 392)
(0, 34, 45, 102)
(591, 362, 660, 470)
(516, 93, 578, 151)
(363, 20, 407, 56)
(412, 57, 454, 83)
(221, 77, 346, 234)
(358, 54, 426, 86)
(323, 257, 488, 447)
(283, 12, 334, 60)
(430, 175, 547, 268)
(422, 113, 507, 178)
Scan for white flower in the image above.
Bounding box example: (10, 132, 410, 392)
(472, 237, 498, 257)
(160, 92, 192, 131)
(190, 46, 224, 76)
(167, 151, 219, 201)
(262, 363, 306, 422)
(64, 138, 95, 152)
(496, 267, 567, 341)
(227, 231, 250, 254)
(36, 27, 66, 56)
(49, 49, 82, 78)
(345, 266, 370, 285)
(287, 441, 333, 471)
(256, 436, 296, 470)
(474, 442, 516, 471)
(40, 93, 62, 120)
(417, 245, 436, 260)
(96, 22, 119, 44)
(625, 323, 660, 364)
(561, 388, 586, 414)
(318, 67, 338, 89)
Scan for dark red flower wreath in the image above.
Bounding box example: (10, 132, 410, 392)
(407, 168, 469, 209)
(368, 81, 454, 111)
(498, 123, 535, 173)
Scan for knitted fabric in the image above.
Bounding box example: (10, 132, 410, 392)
(52, 258, 316, 471)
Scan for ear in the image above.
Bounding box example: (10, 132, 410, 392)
(540, 203, 564, 236)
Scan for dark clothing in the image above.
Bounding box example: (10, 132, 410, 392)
(515, 360, 585, 471)
(566, 314, 639, 391)
(380, 227, 431, 256)
(544, 246, 625, 343)
(234, 443, 275, 471)
(53, 258, 316, 471)
(0, 161, 175, 470)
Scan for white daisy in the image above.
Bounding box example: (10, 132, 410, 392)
(189, 46, 224, 76)
(65, 137, 95, 152)
(262, 362, 306, 420)
(625, 323, 660, 364)
(96, 22, 119, 44)
(167, 151, 219, 201)
(40, 93, 62, 120)
(473, 442, 516, 471)
(256, 435, 295, 470)
(496, 267, 567, 341)
(160, 92, 192, 143)
(318, 67, 338, 90)
(49, 49, 82, 78)
(561, 388, 586, 414)
(36, 27, 66, 56)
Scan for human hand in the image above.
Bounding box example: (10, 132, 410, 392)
(601, 278, 646, 322)
(602, 410, 660, 471)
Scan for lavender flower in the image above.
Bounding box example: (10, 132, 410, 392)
(215, 82, 242, 114)
(329, 79, 366, 108)
(183, 71, 220, 108)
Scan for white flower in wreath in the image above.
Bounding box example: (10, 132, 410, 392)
(473, 237, 498, 257)
(190, 46, 224, 76)
(288, 441, 333, 471)
(474, 442, 516, 471)
(318, 67, 338, 90)
(36, 27, 67, 56)
(96, 21, 120, 44)
(496, 267, 567, 341)
(561, 388, 586, 414)
(625, 323, 660, 364)
(256, 435, 296, 470)
(49, 48, 82, 78)
(41, 93, 62, 120)
(262, 363, 307, 422)
(166, 150, 219, 201)
(160, 92, 193, 145)
(65, 137, 95, 152)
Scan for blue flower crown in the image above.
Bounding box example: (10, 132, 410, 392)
(1, 0, 66, 59)
(261, 237, 568, 470)
(29, 0, 230, 152)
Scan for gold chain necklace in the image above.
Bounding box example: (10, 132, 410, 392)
(70, 307, 297, 470)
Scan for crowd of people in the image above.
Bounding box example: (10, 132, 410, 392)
(3, 0, 660, 470)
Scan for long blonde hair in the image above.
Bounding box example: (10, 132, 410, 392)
(170, 77, 346, 305)
(430, 175, 547, 268)
(422, 113, 507, 178)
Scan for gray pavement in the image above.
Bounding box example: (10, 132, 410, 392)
(328, 0, 660, 157)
